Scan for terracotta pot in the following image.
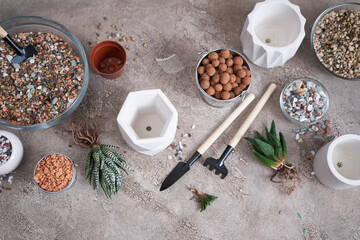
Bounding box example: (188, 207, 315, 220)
(90, 41, 127, 79)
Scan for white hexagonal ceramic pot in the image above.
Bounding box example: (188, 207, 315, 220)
(240, 0, 306, 68)
(117, 89, 178, 156)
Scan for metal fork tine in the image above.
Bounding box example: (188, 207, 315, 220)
(215, 170, 220, 175)
(209, 166, 214, 171)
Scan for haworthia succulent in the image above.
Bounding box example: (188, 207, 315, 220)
(253, 150, 278, 167)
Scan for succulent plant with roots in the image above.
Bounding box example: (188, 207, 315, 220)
(245, 120, 300, 195)
(71, 118, 131, 198)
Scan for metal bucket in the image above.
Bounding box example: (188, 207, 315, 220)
(195, 48, 252, 108)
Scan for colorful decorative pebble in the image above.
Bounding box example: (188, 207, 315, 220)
(293, 119, 336, 163)
(282, 80, 328, 123)
(0, 135, 12, 166)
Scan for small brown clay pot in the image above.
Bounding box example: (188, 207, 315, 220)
(90, 41, 127, 79)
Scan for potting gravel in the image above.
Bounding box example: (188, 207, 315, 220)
(313, 10, 360, 79)
(0, 32, 84, 125)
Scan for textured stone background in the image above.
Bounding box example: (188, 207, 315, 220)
(1, 0, 360, 239)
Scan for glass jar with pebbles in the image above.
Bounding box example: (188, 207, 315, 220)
(0, 130, 23, 175)
(280, 78, 329, 126)
(0, 16, 89, 130)
(311, 3, 360, 80)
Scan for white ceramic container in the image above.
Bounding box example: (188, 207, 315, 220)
(0, 130, 24, 175)
(313, 134, 360, 189)
(240, 0, 306, 68)
(117, 89, 178, 156)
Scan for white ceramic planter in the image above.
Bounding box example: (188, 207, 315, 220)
(313, 134, 360, 189)
(117, 89, 178, 156)
(0, 130, 24, 175)
(240, 0, 306, 68)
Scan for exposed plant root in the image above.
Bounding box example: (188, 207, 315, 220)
(270, 163, 300, 195)
(71, 118, 100, 148)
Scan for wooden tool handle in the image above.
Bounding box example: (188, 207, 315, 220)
(0, 26, 8, 38)
(197, 93, 255, 155)
(229, 83, 277, 148)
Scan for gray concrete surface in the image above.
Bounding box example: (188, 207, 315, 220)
(1, 0, 360, 239)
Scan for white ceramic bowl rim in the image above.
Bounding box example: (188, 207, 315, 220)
(247, 0, 306, 50)
(327, 134, 360, 185)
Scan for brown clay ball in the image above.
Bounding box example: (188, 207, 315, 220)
(229, 91, 235, 99)
(218, 57, 225, 64)
(214, 83, 223, 92)
(233, 87, 243, 96)
(228, 54, 233, 59)
(226, 59, 233, 67)
(218, 63, 227, 72)
(221, 91, 231, 100)
(239, 83, 247, 89)
(220, 49, 230, 58)
(220, 72, 230, 84)
(236, 77, 241, 84)
(233, 56, 243, 65)
(243, 65, 248, 70)
(206, 86, 215, 96)
(201, 73, 210, 81)
(246, 69, 251, 77)
(208, 52, 219, 61)
(237, 69, 246, 79)
(214, 91, 222, 99)
(226, 67, 233, 74)
(202, 58, 210, 65)
(205, 63, 213, 69)
(198, 66, 205, 75)
(242, 76, 252, 85)
(212, 59, 220, 68)
(231, 82, 238, 89)
(200, 80, 210, 90)
(212, 73, 220, 83)
(210, 79, 216, 86)
(206, 66, 216, 76)
(233, 64, 242, 73)
(223, 82, 232, 92)
(230, 74, 236, 83)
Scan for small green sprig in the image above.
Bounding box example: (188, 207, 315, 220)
(190, 188, 217, 212)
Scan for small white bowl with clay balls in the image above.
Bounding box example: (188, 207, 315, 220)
(0, 130, 24, 175)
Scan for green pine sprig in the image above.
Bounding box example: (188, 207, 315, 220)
(190, 188, 217, 212)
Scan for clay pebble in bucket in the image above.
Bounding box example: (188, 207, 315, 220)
(90, 40, 127, 79)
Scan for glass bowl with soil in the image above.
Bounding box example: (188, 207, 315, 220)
(196, 48, 252, 108)
(33, 153, 76, 194)
(310, 2, 360, 81)
(0, 16, 89, 130)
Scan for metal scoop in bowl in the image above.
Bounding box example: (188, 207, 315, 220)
(0, 26, 37, 64)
